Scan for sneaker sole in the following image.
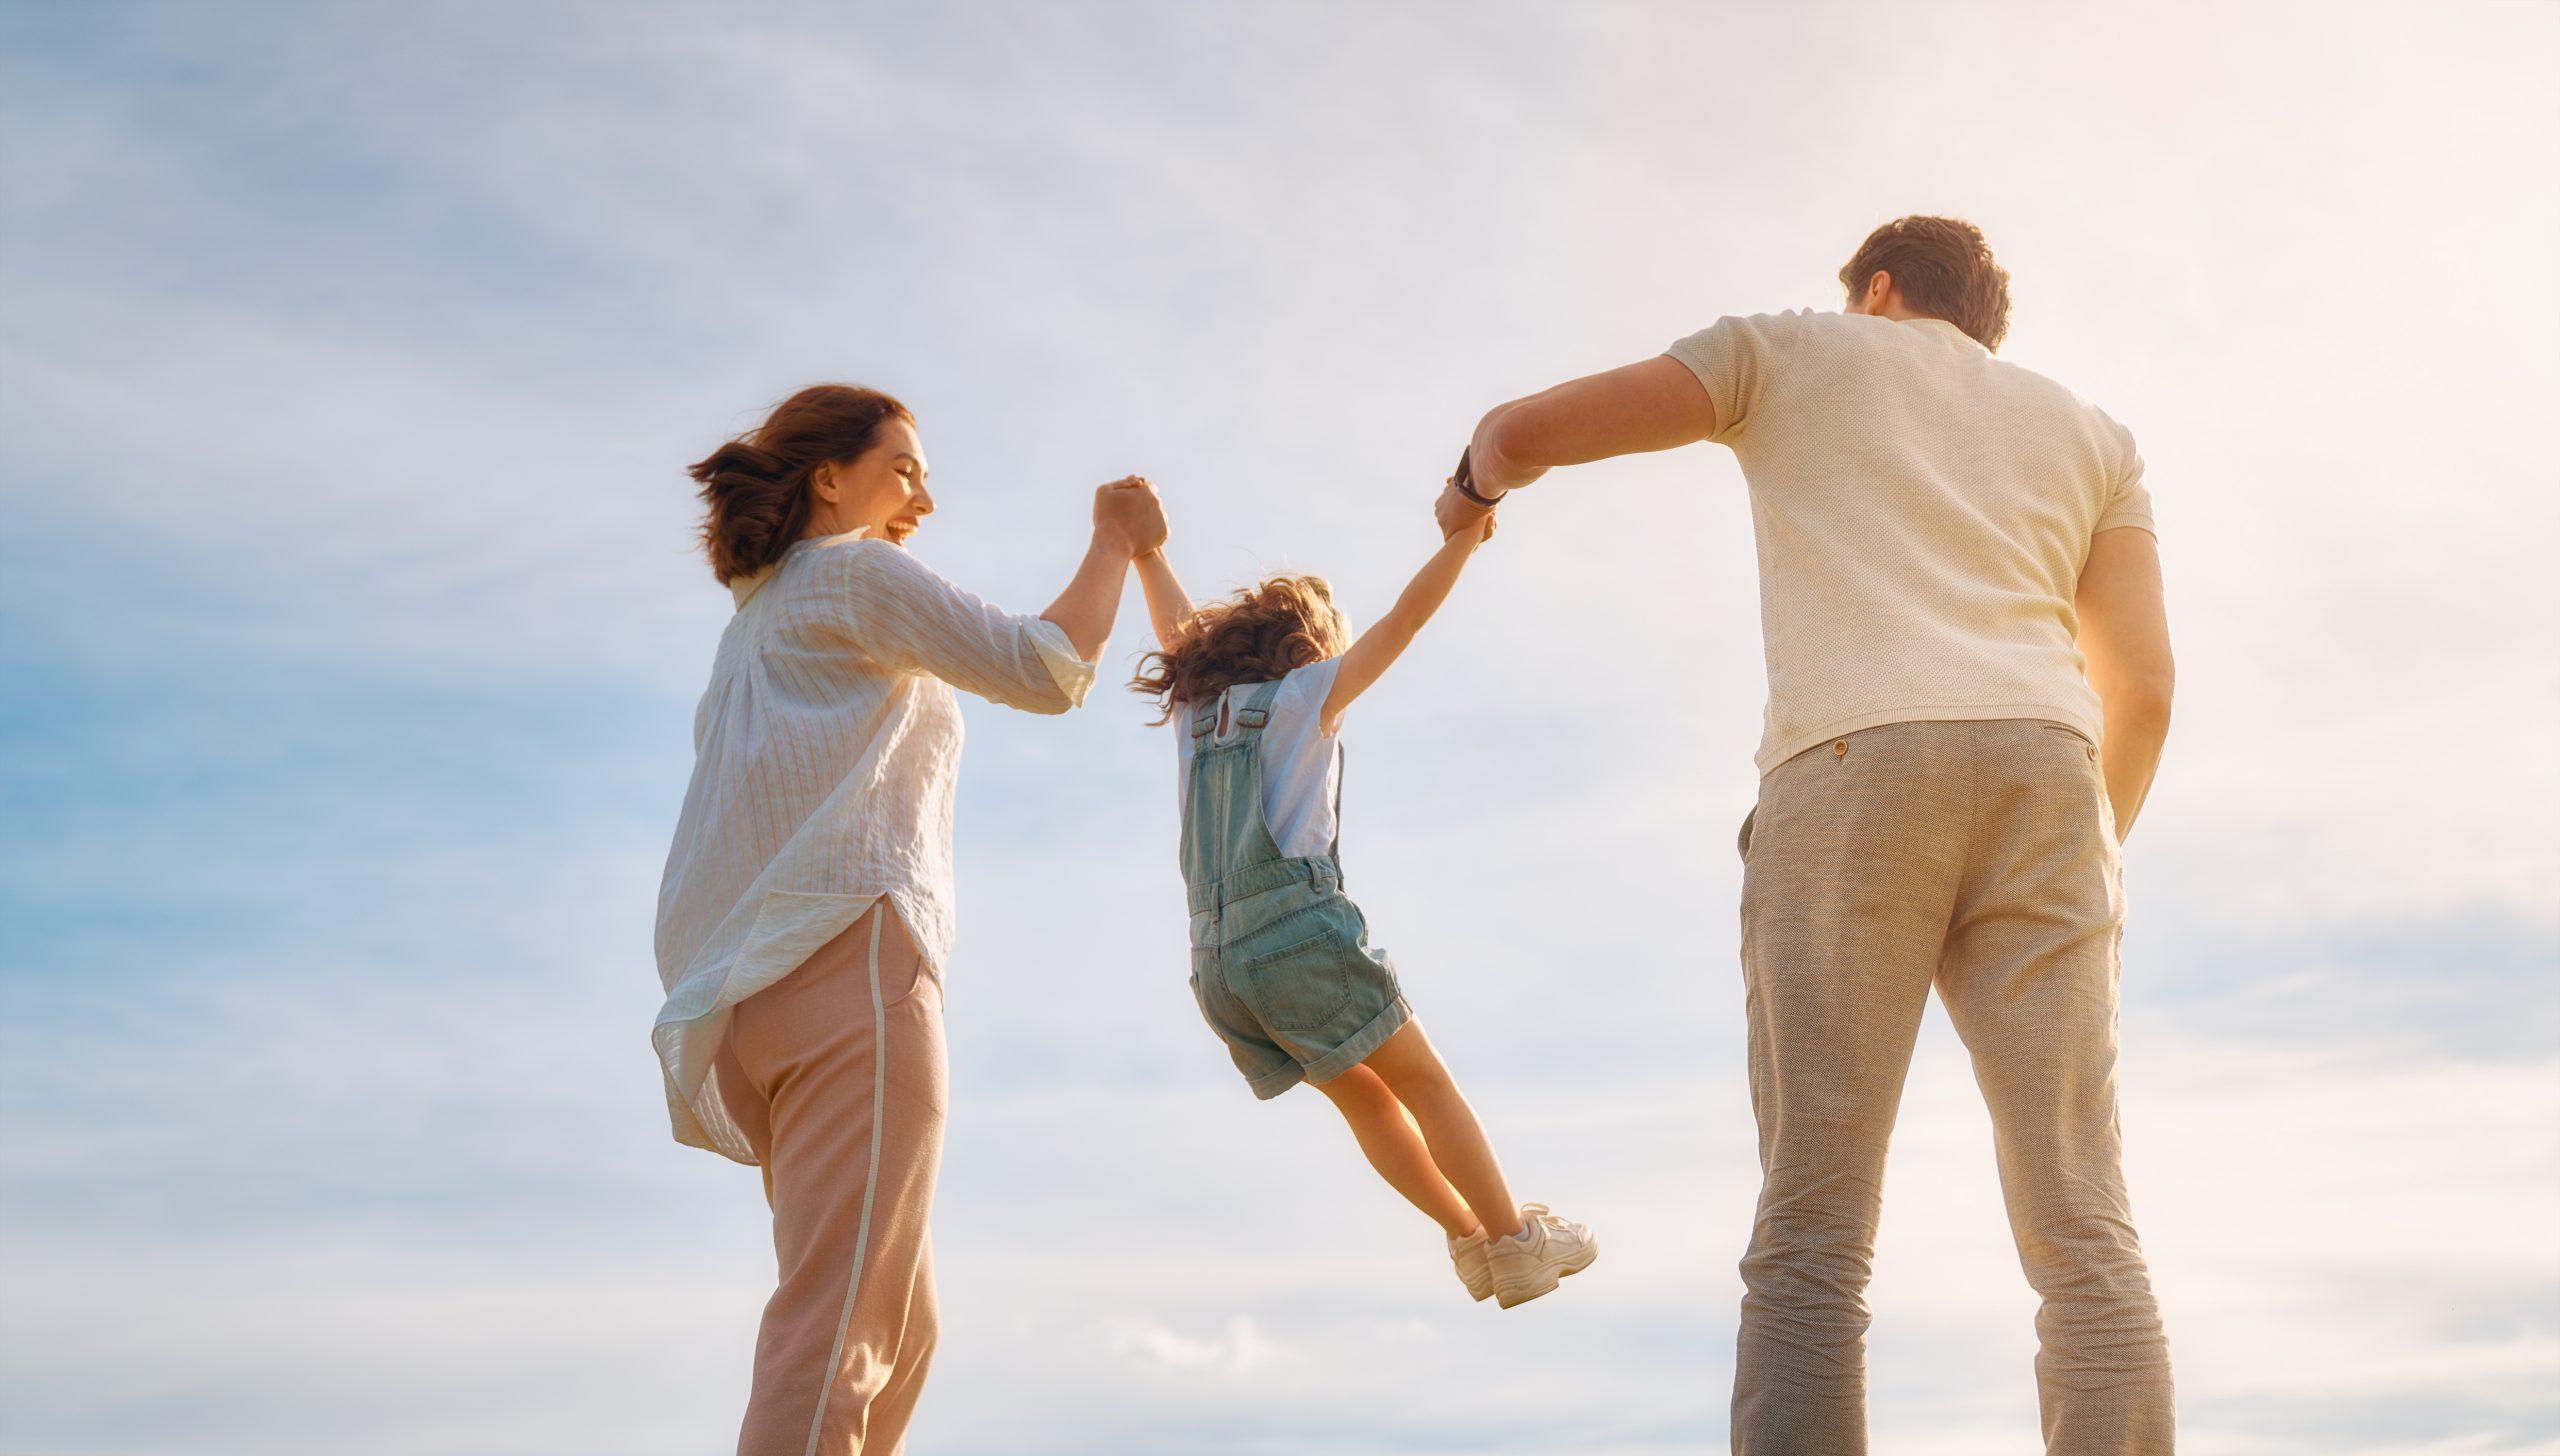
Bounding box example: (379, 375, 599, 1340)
(1456, 1248, 1493, 1302)
(1492, 1237, 1599, 1309)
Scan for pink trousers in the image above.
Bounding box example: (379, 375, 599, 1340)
(715, 904, 948, 1455)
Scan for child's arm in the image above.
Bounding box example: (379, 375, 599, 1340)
(1319, 514, 1496, 733)
(1133, 547, 1195, 651)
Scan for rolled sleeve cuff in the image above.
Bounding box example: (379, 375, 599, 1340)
(1025, 617, 1098, 708)
(2094, 510, 2158, 537)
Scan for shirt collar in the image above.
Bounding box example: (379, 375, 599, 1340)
(730, 564, 778, 609)
(1908, 316, 1989, 353)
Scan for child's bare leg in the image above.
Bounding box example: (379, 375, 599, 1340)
(1363, 1021, 1525, 1239)
(1316, 1065, 1480, 1238)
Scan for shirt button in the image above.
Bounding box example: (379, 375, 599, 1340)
(1832, 740, 1848, 758)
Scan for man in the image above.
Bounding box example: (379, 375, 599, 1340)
(1440, 216, 2176, 1454)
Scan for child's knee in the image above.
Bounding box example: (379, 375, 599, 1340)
(1367, 1043, 1452, 1098)
(1318, 1065, 1384, 1102)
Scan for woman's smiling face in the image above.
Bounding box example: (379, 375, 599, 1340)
(812, 416, 934, 546)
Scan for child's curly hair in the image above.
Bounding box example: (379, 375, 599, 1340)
(1130, 573, 1351, 725)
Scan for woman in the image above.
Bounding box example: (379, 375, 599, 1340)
(652, 384, 1162, 1454)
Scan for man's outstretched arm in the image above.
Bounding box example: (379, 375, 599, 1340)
(1438, 357, 1720, 537)
(2075, 527, 2175, 839)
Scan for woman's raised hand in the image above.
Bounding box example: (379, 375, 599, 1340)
(1094, 475, 1168, 558)
(1046, 476, 1167, 660)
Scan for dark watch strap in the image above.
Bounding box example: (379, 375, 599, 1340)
(1451, 447, 1502, 508)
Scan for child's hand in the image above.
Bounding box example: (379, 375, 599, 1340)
(1435, 480, 1496, 542)
(1094, 475, 1167, 557)
(1444, 505, 1496, 546)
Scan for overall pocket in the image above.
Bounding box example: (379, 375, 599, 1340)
(1234, 903, 1360, 1034)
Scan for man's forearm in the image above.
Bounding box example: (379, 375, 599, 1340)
(1465, 403, 1549, 497)
(2097, 693, 2171, 840)
(1465, 357, 1723, 498)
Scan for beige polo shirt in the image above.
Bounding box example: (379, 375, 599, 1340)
(1666, 310, 2155, 773)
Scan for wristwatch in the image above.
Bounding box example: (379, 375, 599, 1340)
(1450, 447, 1503, 509)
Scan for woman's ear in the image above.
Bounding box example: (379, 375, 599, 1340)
(809, 460, 842, 508)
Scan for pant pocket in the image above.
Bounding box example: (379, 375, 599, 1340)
(871, 907, 931, 1010)
(1737, 806, 1757, 863)
(2040, 721, 2100, 756)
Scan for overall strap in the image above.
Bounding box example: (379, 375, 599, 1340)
(1178, 677, 1307, 914)
(1188, 677, 1288, 746)
(1229, 677, 1286, 735)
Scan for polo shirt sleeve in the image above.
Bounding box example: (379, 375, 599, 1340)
(1664, 312, 1807, 445)
(2094, 417, 2157, 537)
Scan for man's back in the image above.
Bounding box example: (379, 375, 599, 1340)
(1666, 309, 2154, 771)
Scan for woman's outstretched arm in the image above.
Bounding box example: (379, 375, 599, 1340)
(1041, 476, 1166, 661)
(828, 477, 1162, 715)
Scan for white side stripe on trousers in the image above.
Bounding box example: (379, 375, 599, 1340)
(804, 910, 888, 1456)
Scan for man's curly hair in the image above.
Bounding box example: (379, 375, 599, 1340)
(1838, 215, 2012, 352)
(1130, 573, 1351, 724)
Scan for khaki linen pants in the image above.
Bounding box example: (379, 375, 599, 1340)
(715, 904, 947, 1456)
(1733, 720, 2173, 1455)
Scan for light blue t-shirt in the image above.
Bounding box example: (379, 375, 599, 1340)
(1172, 658, 1344, 860)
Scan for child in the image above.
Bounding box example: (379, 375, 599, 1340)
(1129, 511, 1596, 1309)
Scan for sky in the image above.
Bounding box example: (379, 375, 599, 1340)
(0, 1, 2555, 1452)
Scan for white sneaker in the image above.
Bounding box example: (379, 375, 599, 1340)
(1449, 1228, 1493, 1302)
(1485, 1203, 1597, 1309)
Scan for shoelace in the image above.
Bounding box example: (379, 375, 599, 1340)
(1519, 1205, 1583, 1244)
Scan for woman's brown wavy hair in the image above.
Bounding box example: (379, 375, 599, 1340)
(687, 384, 914, 584)
(1130, 573, 1351, 724)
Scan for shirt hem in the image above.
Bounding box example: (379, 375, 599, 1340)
(656, 885, 947, 1164)
(1756, 702, 2102, 775)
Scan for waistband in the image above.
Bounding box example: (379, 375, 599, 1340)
(1185, 854, 1341, 915)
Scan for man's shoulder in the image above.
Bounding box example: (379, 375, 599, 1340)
(1983, 356, 2136, 447)
(1680, 307, 1839, 342)
(1731, 309, 1954, 370)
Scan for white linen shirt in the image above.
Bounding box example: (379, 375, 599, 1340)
(653, 535, 1095, 1162)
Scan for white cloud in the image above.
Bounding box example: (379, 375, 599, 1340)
(6, 1014, 2548, 1452)
(1106, 1315, 1285, 1374)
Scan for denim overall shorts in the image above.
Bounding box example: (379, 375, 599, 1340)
(1181, 678, 1410, 1098)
